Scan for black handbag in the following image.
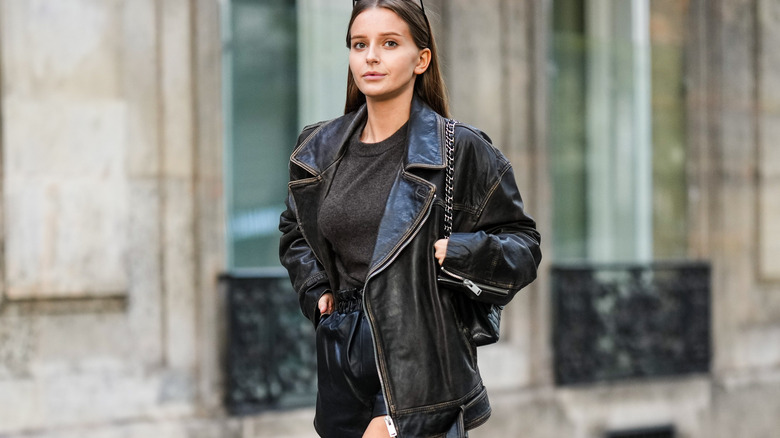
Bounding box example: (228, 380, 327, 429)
(437, 119, 503, 347)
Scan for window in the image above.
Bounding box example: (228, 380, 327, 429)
(220, 0, 353, 412)
(222, 0, 350, 268)
(550, 0, 689, 263)
(549, 0, 708, 388)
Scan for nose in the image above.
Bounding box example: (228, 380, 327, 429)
(366, 43, 379, 64)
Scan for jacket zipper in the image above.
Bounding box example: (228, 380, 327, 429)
(439, 266, 511, 298)
(384, 416, 398, 437)
(363, 193, 435, 438)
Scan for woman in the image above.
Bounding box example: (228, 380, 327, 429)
(279, 1, 541, 437)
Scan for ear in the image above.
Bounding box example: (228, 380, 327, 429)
(414, 48, 432, 75)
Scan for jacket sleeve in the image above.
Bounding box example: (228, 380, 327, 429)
(441, 130, 542, 306)
(278, 127, 331, 327)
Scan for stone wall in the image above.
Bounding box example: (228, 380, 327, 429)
(0, 0, 227, 435)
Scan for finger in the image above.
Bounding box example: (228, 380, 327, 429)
(433, 239, 448, 258)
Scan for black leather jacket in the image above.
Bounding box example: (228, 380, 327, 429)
(279, 97, 541, 437)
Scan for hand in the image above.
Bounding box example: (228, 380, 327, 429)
(433, 239, 448, 266)
(318, 292, 334, 316)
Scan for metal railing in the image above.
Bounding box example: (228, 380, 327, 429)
(221, 260, 711, 413)
(606, 425, 676, 438)
(220, 268, 316, 415)
(552, 261, 711, 386)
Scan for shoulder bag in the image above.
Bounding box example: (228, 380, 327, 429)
(437, 119, 503, 347)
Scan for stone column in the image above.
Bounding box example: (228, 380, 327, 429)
(437, 0, 550, 390)
(758, 0, 780, 282)
(0, 0, 227, 434)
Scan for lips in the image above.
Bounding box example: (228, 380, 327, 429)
(363, 71, 386, 79)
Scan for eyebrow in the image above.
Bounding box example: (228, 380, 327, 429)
(351, 31, 405, 40)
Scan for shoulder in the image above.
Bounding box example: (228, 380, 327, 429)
(289, 109, 365, 179)
(295, 120, 328, 147)
(444, 120, 514, 216)
(451, 121, 510, 171)
(453, 121, 493, 146)
(295, 109, 362, 148)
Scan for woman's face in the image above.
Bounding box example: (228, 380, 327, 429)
(349, 7, 430, 105)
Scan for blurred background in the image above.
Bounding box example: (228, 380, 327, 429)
(1, 0, 779, 437)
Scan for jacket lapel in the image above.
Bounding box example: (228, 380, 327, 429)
(368, 98, 446, 275)
(404, 96, 446, 171)
(288, 107, 366, 277)
(368, 172, 436, 275)
(290, 106, 366, 176)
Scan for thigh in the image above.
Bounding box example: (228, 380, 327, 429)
(362, 416, 392, 438)
(314, 311, 376, 437)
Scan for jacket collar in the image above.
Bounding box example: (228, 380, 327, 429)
(291, 95, 446, 175)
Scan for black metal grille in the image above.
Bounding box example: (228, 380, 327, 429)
(221, 269, 317, 415)
(552, 262, 711, 386)
(606, 425, 675, 438)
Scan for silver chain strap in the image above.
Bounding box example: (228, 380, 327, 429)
(444, 118, 456, 239)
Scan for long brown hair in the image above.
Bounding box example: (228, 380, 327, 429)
(344, 0, 450, 117)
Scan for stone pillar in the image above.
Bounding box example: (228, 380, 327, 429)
(2, 0, 129, 301)
(0, 0, 226, 434)
(437, 0, 551, 390)
(758, 0, 780, 282)
(688, 2, 780, 436)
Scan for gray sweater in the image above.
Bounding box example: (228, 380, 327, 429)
(318, 121, 408, 291)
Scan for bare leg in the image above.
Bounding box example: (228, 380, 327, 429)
(362, 416, 392, 438)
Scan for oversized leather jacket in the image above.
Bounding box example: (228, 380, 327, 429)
(279, 96, 541, 437)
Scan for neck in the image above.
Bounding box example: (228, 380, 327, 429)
(361, 92, 414, 143)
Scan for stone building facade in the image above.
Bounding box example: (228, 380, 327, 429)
(1, 1, 779, 437)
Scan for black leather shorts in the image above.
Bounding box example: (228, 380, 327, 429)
(314, 289, 387, 438)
